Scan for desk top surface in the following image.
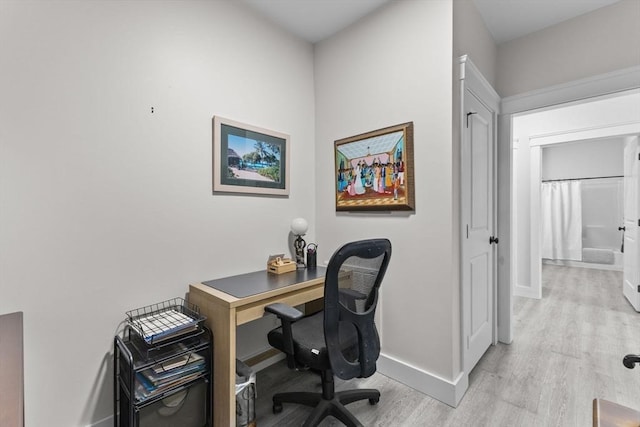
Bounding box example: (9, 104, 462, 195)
(201, 266, 327, 299)
(593, 398, 640, 427)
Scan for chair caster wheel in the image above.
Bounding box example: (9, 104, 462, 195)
(273, 403, 283, 414)
(369, 397, 379, 405)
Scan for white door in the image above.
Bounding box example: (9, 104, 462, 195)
(623, 136, 640, 312)
(462, 89, 496, 372)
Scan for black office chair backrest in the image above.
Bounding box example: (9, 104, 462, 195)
(323, 238, 391, 381)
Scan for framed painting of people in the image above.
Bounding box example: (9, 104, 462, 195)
(334, 122, 415, 211)
(213, 116, 290, 196)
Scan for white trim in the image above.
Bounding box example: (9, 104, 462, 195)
(377, 353, 468, 407)
(501, 66, 640, 115)
(459, 55, 500, 111)
(87, 415, 112, 427)
(498, 114, 514, 344)
(543, 258, 622, 272)
(529, 145, 542, 299)
(514, 283, 541, 299)
(529, 122, 640, 146)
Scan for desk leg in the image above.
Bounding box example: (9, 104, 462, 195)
(190, 291, 236, 427)
(0, 312, 24, 427)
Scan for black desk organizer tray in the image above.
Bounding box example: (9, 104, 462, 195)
(114, 325, 212, 427)
(125, 297, 206, 346)
(117, 327, 211, 403)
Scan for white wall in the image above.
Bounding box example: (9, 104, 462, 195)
(0, 1, 315, 426)
(496, 0, 640, 97)
(542, 138, 624, 180)
(314, 0, 460, 392)
(453, 0, 497, 88)
(513, 91, 640, 295)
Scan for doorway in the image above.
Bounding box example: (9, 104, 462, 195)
(497, 71, 640, 344)
(511, 90, 640, 303)
(540, 139, 624, 272)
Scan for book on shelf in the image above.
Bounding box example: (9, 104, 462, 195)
(142, 358, 205, 384)
(151, 347, 204, 373)
(135, 371, 204, 401)
(133, 348, 206, 401)
(133, 309, 198, 344)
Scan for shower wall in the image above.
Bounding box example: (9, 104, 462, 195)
(582, 177, 623, 251)
(542, 138, 624, 269)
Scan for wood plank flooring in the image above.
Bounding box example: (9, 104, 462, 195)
(254, 265, 640, 426)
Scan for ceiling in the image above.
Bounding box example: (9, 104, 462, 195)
(473, 0, 621, 44)
(240, 0, 622, 44)
(240, 0, 391, 43)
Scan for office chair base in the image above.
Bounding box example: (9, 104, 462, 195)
(273, 388, 380, 427)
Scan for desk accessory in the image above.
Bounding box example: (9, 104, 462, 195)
(116, 299, 212, 427)
(267, 256, 296, 274)
(306, 243, 317, 269)
(290, 218, 308, 269)
(125, 298, 206, 346)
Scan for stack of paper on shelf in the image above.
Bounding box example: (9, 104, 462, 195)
(134, 347, 206, 401)
(135, 309, 198, 344)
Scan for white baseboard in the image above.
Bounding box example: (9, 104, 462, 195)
(514, 283, 540, 299)
(377, 353, 469, 407)
(248, 350, 472, 408)
(87, 414, 112, 427)
(542, 258, 622, 272)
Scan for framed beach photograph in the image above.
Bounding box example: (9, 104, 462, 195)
(213, 116, 290, 196)
(334, 122, 415, 211)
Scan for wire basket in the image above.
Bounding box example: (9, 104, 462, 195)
(126, 298, 206, 346)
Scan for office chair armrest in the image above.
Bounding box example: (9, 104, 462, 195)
(265, 303, 304, 369)
(265, 303, 304, 322)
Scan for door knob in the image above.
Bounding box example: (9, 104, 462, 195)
(489, 236, 499, 245)
(623, 354, 640, 369)
(619, 226, 626, 231)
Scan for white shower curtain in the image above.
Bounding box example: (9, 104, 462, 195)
(541, 181, 583, 261)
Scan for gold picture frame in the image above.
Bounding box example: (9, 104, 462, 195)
(334, 122, 415, 211)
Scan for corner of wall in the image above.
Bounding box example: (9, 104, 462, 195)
(378, 353, 469, 408)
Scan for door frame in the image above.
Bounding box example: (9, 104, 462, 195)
(623, 135, 640, 311)
(459, 55, 500, 374)
(528, 124, 640, 298)
(498, 65, 640, 343)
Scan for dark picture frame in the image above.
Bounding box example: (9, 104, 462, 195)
(334, 122, 415, 211)
(213, 116, 290, 196)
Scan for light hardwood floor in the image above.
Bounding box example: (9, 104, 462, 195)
(254, 265, 640, 426)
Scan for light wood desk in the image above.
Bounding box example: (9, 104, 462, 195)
(189, 267, 328, 427)
(0, 312, 24, 427)
(593, 398, 640, 427)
